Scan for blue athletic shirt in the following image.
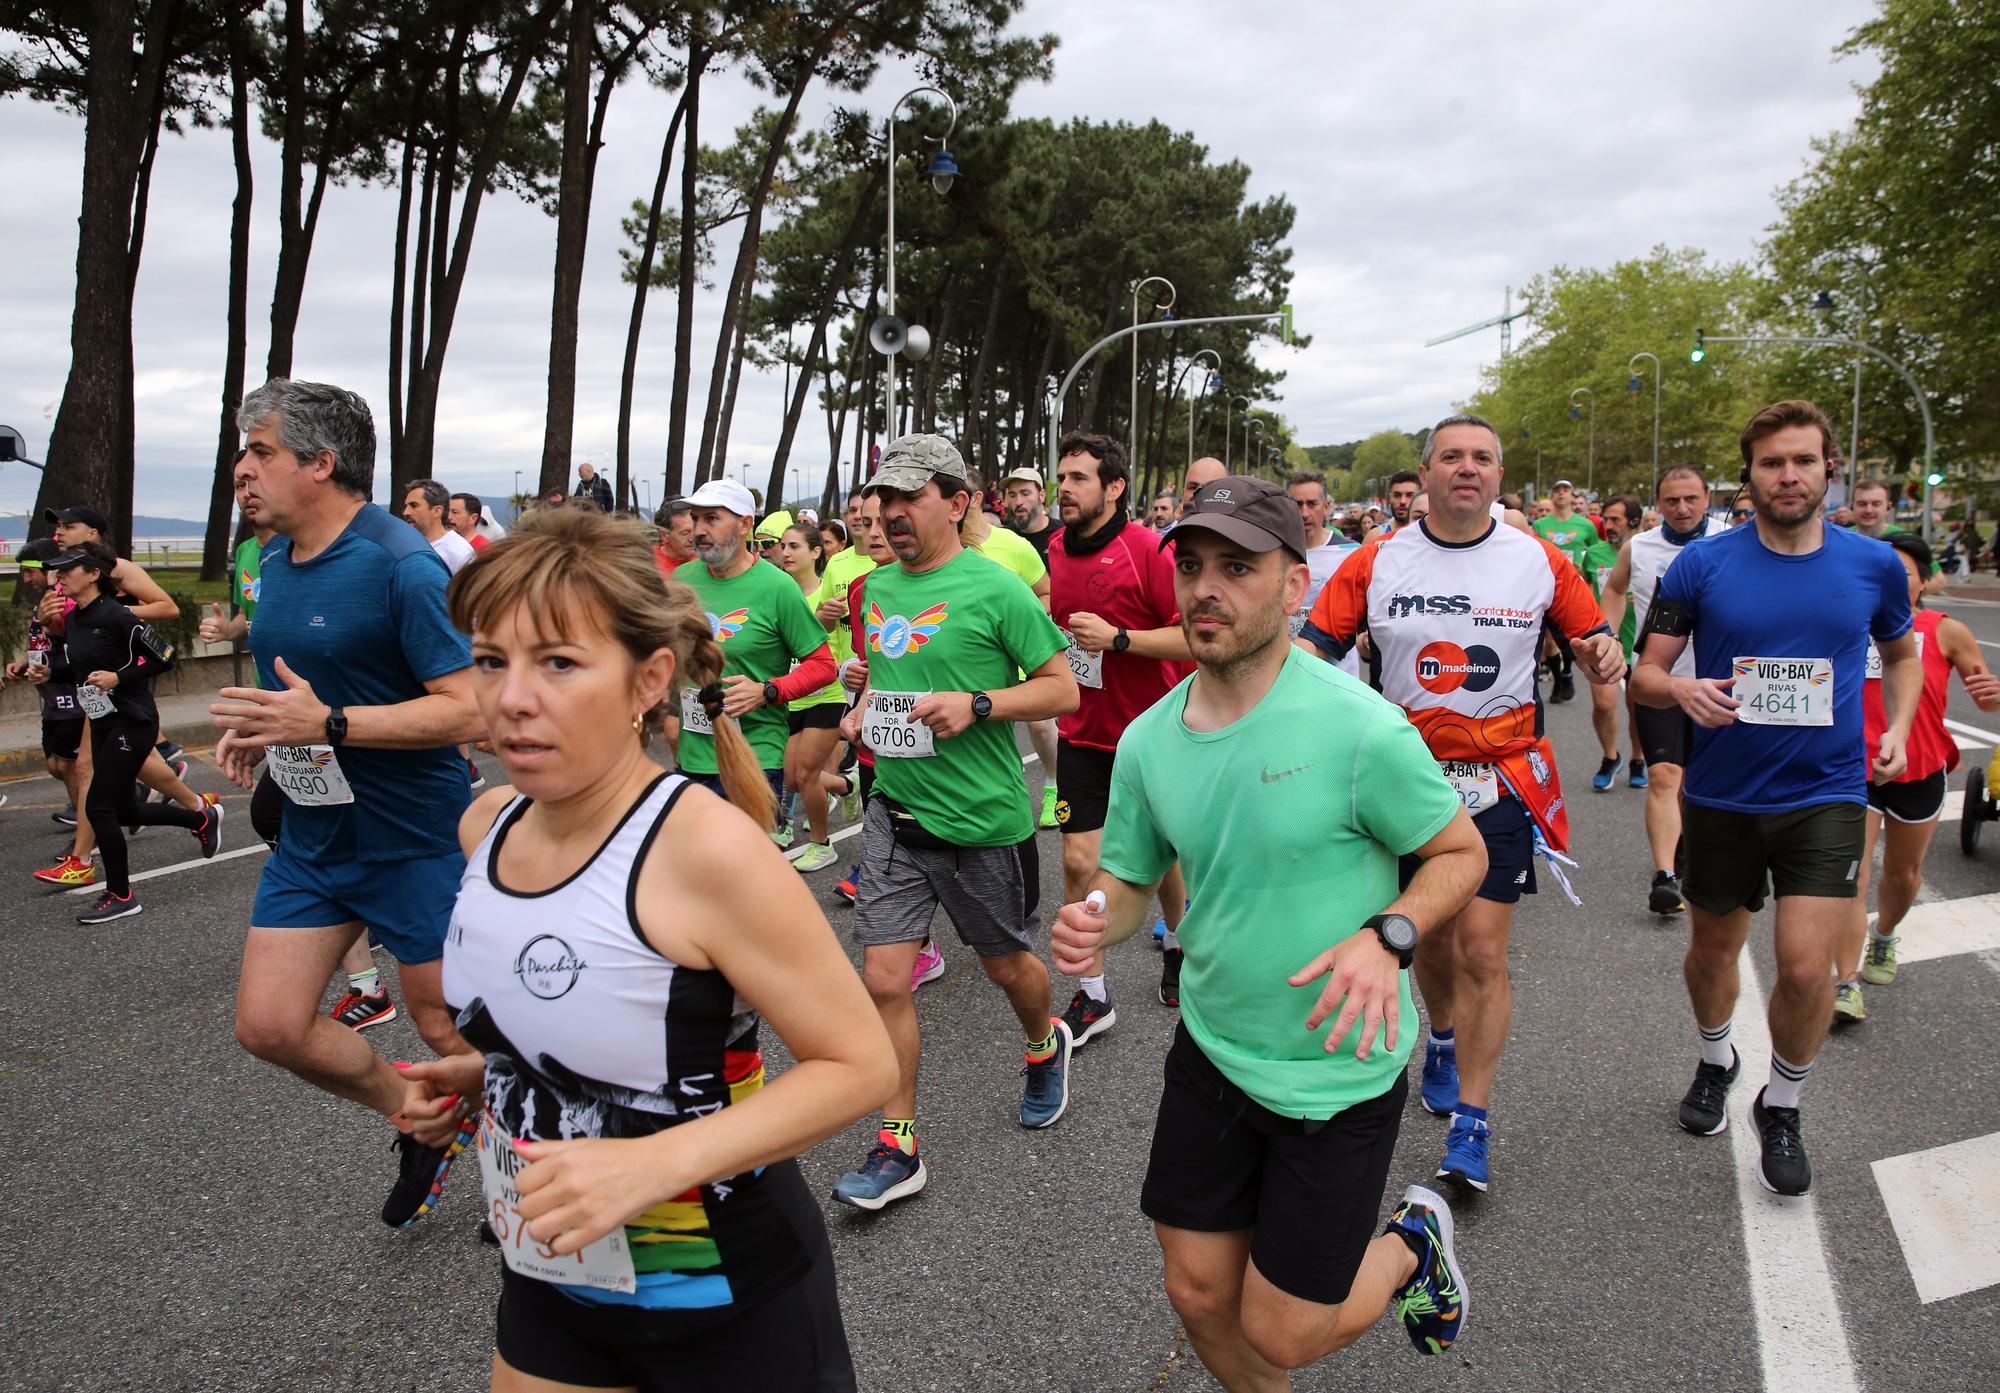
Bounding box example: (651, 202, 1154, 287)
(251, 503, 474, 861)
(1655, 522, 1910, 814)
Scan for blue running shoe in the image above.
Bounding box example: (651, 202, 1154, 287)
(1385, 1184, 1469, 1355)
(831, 1141, 928, 1211)
(1150, 917, 1166, 946)
(1436, 1115, 1490, 1192)
(1591, 755, 1619, 792)
(1420, 1040, 1459, 1116)
(1628, 759, 1649, 789)
(1020, 1018, 1074, 1128)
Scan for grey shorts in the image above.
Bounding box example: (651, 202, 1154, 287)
(851, 795, 1040, 958)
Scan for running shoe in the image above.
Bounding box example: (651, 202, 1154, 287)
(1420, 1039, 1459, 1116)
(1038, 785, 1059, 830)
(1591, 755, 1620, 792)
(1648, 870, 1685, 916)
(157, 740, 185, 766)
(332, 990, 398, 1031)
(1550, 670, 1576, 704)
(193, 801, 225, 859)
(465, 757, 485, 791)
(53, 806, 78, 827)
(1627, 760, 1649, 789)
(911, 940, 945, 990)
(76, 890, 141, 924)
(1861, 933, 1899, 986)
(1019, 1018, 1074, 1129)
(1832, 980, 1865, 1026)
(1750, 1088, 1812, 1196)
(1150, 916, 1166, 948)
(1677, 1049, 1739, 1136)
(830, 1142, 928, 1211)
(1436, 1115, 1490, 1192)
(34, 854, 97, 887)
(381, 1118, 476, 1228)
(834, 867, 860, 906)
(769, 818, 793, 849)
(1385, 1184, 1469, 1355)
(1158, 947, 1183, 1006)
(792, 841, 840, 873)
(1060, 989, 1117, 1047)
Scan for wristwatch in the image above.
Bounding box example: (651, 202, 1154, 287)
(970, 691, 993, 721)
(762, 680, 782, 708)
(1112, 628, 1131, 653)
(324, 705, 348, 748)
(1363, 912, 1418, 968)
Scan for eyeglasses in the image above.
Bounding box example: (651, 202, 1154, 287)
(1730, 509, 1753, 519)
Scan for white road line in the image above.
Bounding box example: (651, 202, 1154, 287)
(1977, 639, 2000, 651)
(1726, 946, 1861, 1393)
(1945, 716, 1999, 747)
(1871, 1131, 2000, 1304)
(781, 751, 1041, 863)
(65, 842, 268, 894)
(1871, 891, 2000, 964)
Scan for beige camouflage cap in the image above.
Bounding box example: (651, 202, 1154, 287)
(865, 433, 969, 495)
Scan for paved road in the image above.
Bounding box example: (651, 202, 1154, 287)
(3, 599, 1997, 1393)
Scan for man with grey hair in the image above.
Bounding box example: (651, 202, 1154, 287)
(210, 377, 489, 1229)
(402, 478, 475, 574)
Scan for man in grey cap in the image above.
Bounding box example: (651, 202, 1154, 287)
(1000, 465, 1058, 562)
(830, 433, 1079, 1211)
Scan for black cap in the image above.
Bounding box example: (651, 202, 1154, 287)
(1165, 476, 1308, 559)
(45, 546, 102, 572)
(44, 505, 111, 535)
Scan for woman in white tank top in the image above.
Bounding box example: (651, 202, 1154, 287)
(399, 509, 894, 1393)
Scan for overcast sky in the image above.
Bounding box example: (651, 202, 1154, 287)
(0, 0, 1880, 527)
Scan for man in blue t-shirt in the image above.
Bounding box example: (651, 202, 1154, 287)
(1633, 400, 1919, 1199)
(213, 378, 487, 1228)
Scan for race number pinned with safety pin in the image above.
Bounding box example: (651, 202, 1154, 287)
(862, 689, 936, 758)
(679, 687, 715, 736)
(1732, 657, 1833, 727)
(76, 682, 116, 720)
(477, 1112, 637, 1294)
(268, 743, 356, 806)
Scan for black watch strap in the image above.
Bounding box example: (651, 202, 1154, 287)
(325, 705, 348, 747)
(1363, 913, 1417, 968)
(763, 680, 782, 708)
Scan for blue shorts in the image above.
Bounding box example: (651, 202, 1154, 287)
(1399, 796, 1537, 905)
(252, 841, 466, 965)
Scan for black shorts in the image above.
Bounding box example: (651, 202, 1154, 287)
(1680, 800, 1865, 915)
(495, 1161, 854, 1392)
(1053, 740, 1116, 834)
(43, 718, 84, 762)
(787, 704, 843, 735)
(1141, 1024, 1406, 1305)
(1634, 704, 1692, 769)
(1400, 795, 1536, 904)
(1866, 769, 1948, 824)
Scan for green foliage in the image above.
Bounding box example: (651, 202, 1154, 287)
(1352, 429, 1419, 483)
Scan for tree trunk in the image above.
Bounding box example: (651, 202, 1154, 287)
(203, 29, 255, 583)
(397, 143, 437, 481)
(615, 84, 690, 513)
(1075, 292, 1122, 435)
(716, 238, 757, 487)
(663, 47, 705, 497)
(961, 275, 1005, 453)
(537, 0, 596, 497)
(387, 136, 416, 471)
(265, 0, 308, 380)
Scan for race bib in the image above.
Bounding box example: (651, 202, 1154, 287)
(1064, 632, 1104, 689)
(76, 683, 115, 719)
(1733, 657, 1833, 727)
(268, 743, 357, 805)
(679, 687, 715, 736)
(477, 1112, 637, 1295)
(1287, 608, 1310, 639)
(1863, 630, 1922, 680)
(26, 649, 48, 669)
(1439, 759, 1498, 814)
(862, 689, 936, 758)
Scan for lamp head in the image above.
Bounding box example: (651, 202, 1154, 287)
(925, 147, 959, 196)
(1811, 290, 1835, 311)
(1569, 407, 1580, 421)
(1627, 376, 1643, 392)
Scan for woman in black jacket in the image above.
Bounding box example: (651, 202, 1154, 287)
(48, 541, 224, 923)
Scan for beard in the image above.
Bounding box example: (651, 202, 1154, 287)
(695, 536, 739, 567)
(1183, 596, 1286, 678)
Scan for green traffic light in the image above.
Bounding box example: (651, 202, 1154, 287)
(1691, 328, 1706, 363)
(1690, 348, 1705, 362)
(1926, 471, 1944, 487)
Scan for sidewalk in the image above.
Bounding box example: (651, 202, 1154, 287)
(0, 690, 224, 781)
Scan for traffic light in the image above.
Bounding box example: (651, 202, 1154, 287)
(1926, 468, 1945, 488)
(1690, 329, 1706, 363)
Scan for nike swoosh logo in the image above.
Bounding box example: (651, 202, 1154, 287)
(1261, 763, 1313, 783)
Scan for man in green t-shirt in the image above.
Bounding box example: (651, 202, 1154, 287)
(830, 433, 1078, 1212)
(1531, 479, 1601, 702)
(1052, 475, 1484, 1378)
(675, 479, 836, 837)
(1580, 495, 1636, 793)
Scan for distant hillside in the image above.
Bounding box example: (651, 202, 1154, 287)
(1, 513, 207, 540)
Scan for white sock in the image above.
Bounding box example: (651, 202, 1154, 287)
(349, 966, 381, 998)
(1869, 928, 1898, 945)
(1080, 975, 1108, 1003)
(1161, 929, 1180, 951)
(1766, 1051, 1812, 1110)
(1699, 1021, 1734, 1068)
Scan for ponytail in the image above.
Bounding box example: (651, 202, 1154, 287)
(677, 609, 777, 831)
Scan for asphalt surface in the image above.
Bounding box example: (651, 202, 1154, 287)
(4, 597, 1998, 1393)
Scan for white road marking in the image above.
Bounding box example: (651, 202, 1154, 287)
(1726, 946, 1861, 1393)
(65, 842, 268, 895)
(1871, 891, 2000, 964)
(1871, 1131, 2000, 1304)
(782, 751, 1043, 863)
(1977, 639, 2000, 651)
(1945, 717, 1998, 748)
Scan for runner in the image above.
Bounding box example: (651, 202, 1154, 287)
(1181, 456, 1227, 515)
(1052, 474, 1483, 1383)
(1848, 478, 1908, 542)
(1297, 413, 1625, 1194)
(1000, 465, 1059, 562)
(1150, 489, 1178, 532)
(830, 433, 1079, 1209)
(448, 492, 490, 552)
(1531, 480, 1601, 704)
(404, 479, 476, 574)
(774, 521, 846, 871)
(6, 540, 88, 864)
(1407, 492, 1431, 526)
(387, 507, 890, 1392)
(1284, 469, 1361, 675)
(1580, 495, 1636, 792)
(1632, 399, 1917, 1196)
(1045, 432, 1192, 1041)
(1601, 467, 1716, 915)
(1383, 470, 1421, 534)
(828, 492, 894, 914)
(45, 541, 222, 922)
(1832, 533, 1999, 1023)
(674, 479, 836, 847)
(213, 377, 490, 1227)
(652, 499, 694, 578)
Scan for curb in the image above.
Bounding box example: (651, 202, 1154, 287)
(0, 718, 221, 782)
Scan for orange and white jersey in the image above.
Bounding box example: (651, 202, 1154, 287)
(1303, 519, 1609, 849)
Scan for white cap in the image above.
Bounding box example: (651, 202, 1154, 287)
(683, 478, 757, 516)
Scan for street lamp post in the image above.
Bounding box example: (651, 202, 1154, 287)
(1130, 276, 1177, 464)
(1626, 351, 1661, 501)
(1225, 395, 1250, 469)
(884, 86, 959, 440)
(1248, 419, 1267, 475)
(1568, 386, 1596, 497)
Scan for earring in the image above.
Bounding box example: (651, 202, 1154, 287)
(631, 713, 645, 733)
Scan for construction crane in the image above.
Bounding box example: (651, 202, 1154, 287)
(1425, 285, 1531, 357)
